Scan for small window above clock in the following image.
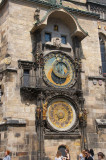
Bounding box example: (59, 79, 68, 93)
(61, 35, 67, 44)
(45, 32, 51, 42)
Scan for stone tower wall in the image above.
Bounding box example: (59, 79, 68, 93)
(0, 0, 106, 160)
(78, 17, 106, 158)
(0, 1, 9, 61)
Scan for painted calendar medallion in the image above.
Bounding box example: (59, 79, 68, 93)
(47, 98, 76, 131)
(43, 53, 75, 88)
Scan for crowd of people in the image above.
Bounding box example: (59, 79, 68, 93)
(2, 149, 105, 160)
(79, 149, 105, 160)
(55, 149, 105, 160)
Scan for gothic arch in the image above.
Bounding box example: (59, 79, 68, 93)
(31, 8, 88, 40)
(58, 145, 70, 157)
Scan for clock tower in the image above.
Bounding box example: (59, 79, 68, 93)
(0, 0, 106, 160)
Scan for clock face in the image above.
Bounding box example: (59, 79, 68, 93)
(43, 53, 75, 88)
(47, 98, 76, 131)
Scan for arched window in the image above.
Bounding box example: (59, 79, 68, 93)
(99, 33, 106, 77)
(58, 145, 66, 157)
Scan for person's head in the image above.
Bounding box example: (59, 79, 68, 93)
(82, 150, 85, 157)
(56, 150, 62, 158)
(65, 149, 69, 154)
(90, 149, 94, 157)
(85, 149, 90, 157)
(5, 150, 10, 156)
(98, 152, 105, 160)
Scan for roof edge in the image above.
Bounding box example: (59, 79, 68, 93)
(0, 0, 100, 19)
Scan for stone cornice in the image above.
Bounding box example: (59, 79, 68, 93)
(88, 76, 106, 81)
(64, 6, 100, 18)
(63, 0, 86, 5)
(0, 0, 100, 19)
(0, 67, 17, 74)
(0, 118, 26, 131)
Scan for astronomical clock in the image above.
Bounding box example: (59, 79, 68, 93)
(30, 9, 87, 157)
(43, 52, 76, 88)
(42, 52, 78, 134)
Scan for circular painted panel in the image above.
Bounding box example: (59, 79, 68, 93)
(43, 53, 75, 88)
(47, 98, 76, 131)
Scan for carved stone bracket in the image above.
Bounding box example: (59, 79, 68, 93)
(88, 76, 106, 86)
(96, 119, 106, 133)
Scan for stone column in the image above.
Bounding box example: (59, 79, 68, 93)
(73, 36, 88, 150)
(37, 92, 45, 160)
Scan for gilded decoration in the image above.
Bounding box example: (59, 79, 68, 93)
(47, 99, 76, 131)
(42, 101, 48, 120)
(43, 53, 76, 88)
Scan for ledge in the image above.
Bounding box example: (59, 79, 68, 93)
(44, 132, 81, 139)
(0, 64, 17, 73)
(0, 68, 17, 74)
(96, 119, 106, 128)
(0, 118, 26, 126)
(88, 76, 105, 80)
(0, 0, 100, 19)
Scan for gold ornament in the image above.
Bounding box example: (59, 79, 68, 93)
(4, 57, 11, 65)
(42, 101, 48, 120)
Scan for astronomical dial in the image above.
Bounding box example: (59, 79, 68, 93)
(43, 53, 76, 88)
(47, 98, 77, 131)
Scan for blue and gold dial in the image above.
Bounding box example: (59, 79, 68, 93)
(47, 98, 76, 131)
(43, 53, 75, 88)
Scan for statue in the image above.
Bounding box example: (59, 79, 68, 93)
(53, 37, 61, 49)
(42, 101, 48, 120)
(34, 8, 40, 23)
(83, 109, 88, 122)
(36, 107, 41, 120)
(79, 108, 88, 126)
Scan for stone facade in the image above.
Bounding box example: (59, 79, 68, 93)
(0, 0, 106, 160)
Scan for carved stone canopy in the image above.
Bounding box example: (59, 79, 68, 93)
(31, 8, 88, 41)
